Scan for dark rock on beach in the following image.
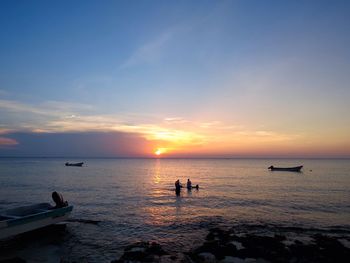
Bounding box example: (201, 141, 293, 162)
(112, 227, 350, 263)
(0, 258, 26, 263)
(112, 241, 191, 263)
(187, 227, 350, 263)
(233, 234, 289, 260)
(288, 234, 350, 263)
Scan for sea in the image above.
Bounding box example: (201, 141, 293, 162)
(0, 158, 349, 262)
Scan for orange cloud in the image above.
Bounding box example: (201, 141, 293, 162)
(0, 137, 18, 147)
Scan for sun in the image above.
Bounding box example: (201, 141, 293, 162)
(155, 149, 162, 156)
(154, 147, 168, 156)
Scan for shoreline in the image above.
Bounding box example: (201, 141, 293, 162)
(112, 225, 350, 263)
(2, 223, 349, 263)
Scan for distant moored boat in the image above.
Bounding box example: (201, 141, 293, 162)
(268, 165, 303, 172)
(65, 162, 84, 167)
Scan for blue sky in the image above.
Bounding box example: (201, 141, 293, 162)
(1, 0, 350, 157)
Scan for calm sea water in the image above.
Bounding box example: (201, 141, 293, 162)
(0, 158, 349, 262)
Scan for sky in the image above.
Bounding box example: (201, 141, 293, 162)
(0, 0, 350, 158)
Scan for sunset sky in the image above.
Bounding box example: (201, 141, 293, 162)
(0, 0, 349, 157)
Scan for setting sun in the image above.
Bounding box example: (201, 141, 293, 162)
(155, 149, 162, 156)
(154, 148, 168, 156)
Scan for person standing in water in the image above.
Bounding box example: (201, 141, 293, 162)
(187, 178, 192, 190)
(175, 179, 181, 195)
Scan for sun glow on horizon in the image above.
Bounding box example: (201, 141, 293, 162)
(154, 148, 168, 156)
(155, 149, 162, 156)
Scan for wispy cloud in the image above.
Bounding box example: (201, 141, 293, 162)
(0, 99, 94, 117)
(120, 32, 173, 69)
(163, 117, 190, 124)
(0, 99, 50, 116)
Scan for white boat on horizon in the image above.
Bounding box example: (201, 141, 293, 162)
(268, 165, 303, 172)
(0, 203, 73, 239)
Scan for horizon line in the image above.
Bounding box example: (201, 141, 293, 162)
(0, 156, 349, 160)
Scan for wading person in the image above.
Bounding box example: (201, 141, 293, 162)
(187, 178, 192, 190)
(175, 179, 181, 196)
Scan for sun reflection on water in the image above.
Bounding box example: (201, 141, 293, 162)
(153, 159, 161, 184)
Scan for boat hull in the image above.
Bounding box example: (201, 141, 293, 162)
(268, 166, 303, 172)
(0, 204, 73, 239)
(65, 162, 84, 167)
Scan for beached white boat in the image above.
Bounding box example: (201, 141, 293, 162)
(0, 203, 73, 239)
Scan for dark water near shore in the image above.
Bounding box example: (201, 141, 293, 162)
(0, 158, 349, 262)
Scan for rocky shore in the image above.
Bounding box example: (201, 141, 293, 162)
(112, 226, 350, 263)
(1, 226, 349, 263)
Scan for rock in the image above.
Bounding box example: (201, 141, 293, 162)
(147, 242, 167, 256)
(159, 253, 193, 263)
(235, 234, 289, 260)
(195, 241, 236, 260)
(220, 257, 249, 263)
(244, 258, 256, 263)
(124, 241, 148, 252)
(220, 257, 267, 263)
(254, 259, 270, 263)
(219, 256, 242, 263)
(0, 258, 26, 263)
(158, 255, 175, 263)
(206, 228, 231, 243)
(113, 227, 350, 263)
(288, 235, 350, 263)
(113, 241, 168, 263)
(339, 238, 350, 249)
(230, 241, 244, 250)
(273, 234, 286, 242)
(313, 234, 350, 262)
(198, 252, 216, 263)
(129, 246, 146, 252)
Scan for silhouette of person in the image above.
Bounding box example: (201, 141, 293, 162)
(187, 178, 192, 190)
(175, 179, 181, 196)
(52, 191, 68, 208)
